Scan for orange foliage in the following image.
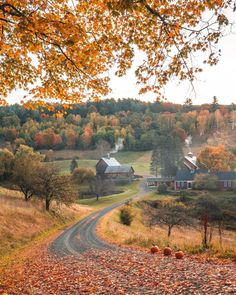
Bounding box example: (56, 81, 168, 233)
(197, 145, 236, 172)
(0, 1, 233, 106)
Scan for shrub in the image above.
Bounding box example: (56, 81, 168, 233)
(193, 174, 218, 190)
(157, 183, 168, 194)
(119, 206, 133, 226)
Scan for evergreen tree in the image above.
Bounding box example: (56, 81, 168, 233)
(151, 133, 183, 178)
(211, 96, 219, 112)
(70, 158, 78, 173)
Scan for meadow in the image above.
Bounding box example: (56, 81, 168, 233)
(50, 150, 152, 176)
(98, 190, 236, 259)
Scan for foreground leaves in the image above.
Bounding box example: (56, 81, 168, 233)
(1, 243, 235, 294)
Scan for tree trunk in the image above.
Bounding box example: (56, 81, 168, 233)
(202, 217, 208, 248)
(167, 225, 172, 237)
(45, 198, 50, 211)
(209, 226, 214, 243)
(218, 221, 223, 248)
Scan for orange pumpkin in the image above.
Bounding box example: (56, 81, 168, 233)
(175, 251, 184, 259)
(163, 247, 172, 256)
(150, 245, 160, 254)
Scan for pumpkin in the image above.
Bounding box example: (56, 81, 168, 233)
(163, 247, 172, 256)
(175, 251, 184, 259)
(150, 245, 160, 254)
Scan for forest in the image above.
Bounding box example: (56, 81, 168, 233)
(0, 98, 236, 153)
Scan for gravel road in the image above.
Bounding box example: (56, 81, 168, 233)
(51, 180, 148, 256)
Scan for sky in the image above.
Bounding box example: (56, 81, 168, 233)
(107, 31, 236, 105)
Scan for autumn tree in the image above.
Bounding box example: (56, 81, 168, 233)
(89, 178, 114, 201)
(197, 145, 236, 172)
(0, 148, 14, 180)
(0, 1, 234, 106)
(35, 165, 76, 211)
(13, 144, 44, 201)
(143, 199, 191, 238)
(193, 197, 223, 248)
(72, 167, 95, 185)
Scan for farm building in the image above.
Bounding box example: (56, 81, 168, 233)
(175, 169, 236, 190)
(96, 155, 134, 181)
(183, 152, 198, 171)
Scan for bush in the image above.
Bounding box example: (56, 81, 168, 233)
(119, 206, 133, 226)
(193, 174, 218, 190)
(157, 183, 168, 194)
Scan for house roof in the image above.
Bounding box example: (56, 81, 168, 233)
(104, 165, 133, 174)
(216, 172, 236, 180)
(175, 169, 208, 181)
(101, 157, 121, 167)
(184, 155, 198, 169)
(175, 169, 236, 181)
(147, 177, 174, 182)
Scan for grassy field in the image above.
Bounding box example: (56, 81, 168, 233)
(78, 181, 140, 209)
(98, 191, 236, 259)
(0, 186, 91, 260)
(52, 159, 97, 174)
(51, 150, 152, 175)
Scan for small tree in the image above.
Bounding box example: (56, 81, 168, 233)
(120, 205, 133, 226)
(193, 197, 223, 248)
(13, 145, 44, 201)
(0, 148, 14, 180)
(72, 167, 95, 184)
(193, 174, 218, 190)
(35, 165, 76, 211)
(143, 200, 191, 238)
(70, 157, 78, 173)
(89, 177, 114, 201)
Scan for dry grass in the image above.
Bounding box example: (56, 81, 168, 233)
(98, 205, 236, 259)
(0, 186, 91, 259)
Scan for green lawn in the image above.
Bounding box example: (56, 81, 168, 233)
(51, 150, 152, 175)
(52, 159, 97, 174)
(78, 181, 140, 209)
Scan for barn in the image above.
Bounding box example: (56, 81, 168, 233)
(96, 155, 134, 181)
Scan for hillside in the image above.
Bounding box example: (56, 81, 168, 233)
(0, 186, 90, 259)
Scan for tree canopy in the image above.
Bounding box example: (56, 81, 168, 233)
(197, 145, 236, 172)
(0, 1, 234, 107)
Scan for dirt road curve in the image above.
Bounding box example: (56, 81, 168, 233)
(51, 181, 148, 256)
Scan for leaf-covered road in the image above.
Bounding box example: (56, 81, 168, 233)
(1, 183, 236, 294)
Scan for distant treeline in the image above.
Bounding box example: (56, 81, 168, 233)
(0, 98, 236, 152)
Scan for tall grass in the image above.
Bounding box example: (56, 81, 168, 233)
(99, 204, 236, 259)
(0, 186, 90, 259)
